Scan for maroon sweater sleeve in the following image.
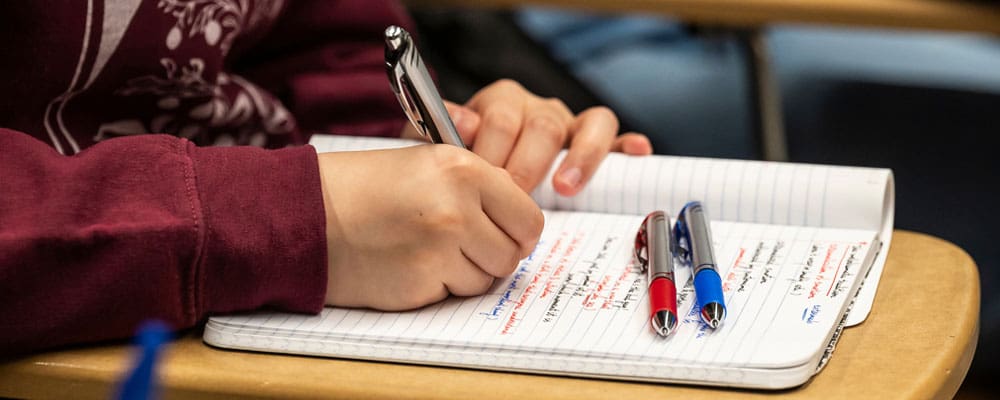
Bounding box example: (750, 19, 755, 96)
(230, 0, 416, 138)
(0, 128, 327, 356)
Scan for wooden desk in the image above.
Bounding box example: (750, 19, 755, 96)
(0, 231, 979, 399)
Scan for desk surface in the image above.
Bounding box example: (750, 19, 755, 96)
(0, 230, 980, 400)
(405, 0, 1000, 35)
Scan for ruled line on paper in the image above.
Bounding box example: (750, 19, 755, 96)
(308, 134, 887, 233)
(212, 209, 877, 370)
(198, 135, 895, 386)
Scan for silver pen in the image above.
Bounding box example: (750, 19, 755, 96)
(384, 25, 465, 148)
(635, 210, 679, 337)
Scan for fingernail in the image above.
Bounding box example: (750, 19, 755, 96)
(558, 167, 582, 188)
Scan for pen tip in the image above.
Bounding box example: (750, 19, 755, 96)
(652, 311, 678, 337)
(701, 302, 726, 329)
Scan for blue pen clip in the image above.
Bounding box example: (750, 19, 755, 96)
(676, 201, 727, 329)
(116, 320, 170, 400)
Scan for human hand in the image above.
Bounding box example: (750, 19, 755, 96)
(401, 79, 652, 197)
(316, 145, 544, 311)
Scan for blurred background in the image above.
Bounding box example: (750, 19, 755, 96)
(402, 1, 999, 397)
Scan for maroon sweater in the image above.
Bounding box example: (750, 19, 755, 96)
(0, 0, 412, 356)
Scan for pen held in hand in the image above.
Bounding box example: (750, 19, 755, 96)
(676, 201, 727, 329)
(635, 210, 678, 337)
(384, 25, 466, 149)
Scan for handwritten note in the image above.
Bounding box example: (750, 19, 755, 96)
(216, 211, 876, 370)
(206, 135, 893, 387)
(305, 134, 893, 327)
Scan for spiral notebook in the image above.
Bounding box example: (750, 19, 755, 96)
(204, 135, 894, 389)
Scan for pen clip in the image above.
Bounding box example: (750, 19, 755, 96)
(673, 206, 692, 267)
(385, 26, 430, 139)
(637, 210, 677, 283)
(634, 214, 651, 272)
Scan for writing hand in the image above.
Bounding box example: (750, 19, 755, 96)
(401, 79, 652, 196)
(316, 145, 544, 311)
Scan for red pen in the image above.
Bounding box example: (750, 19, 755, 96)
(634, 211, 679, 337)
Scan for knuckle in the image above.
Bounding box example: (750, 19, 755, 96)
(483, 110, 521, 138)
(529, 208, 544, 237)
(525, 115, 567, 146)
(520, 208, 544, 255)
(573, 135, 605, 156)
(544, 97, 570, 113)
(386, 259, 448, 310)
(422, 206, 466, 235)
(475, 274, 496, 294)
(498, 251, 522, 277)
(451, 274, 494, 297)
(431, 145, 479, 175)
(415, 288, 448, 308)
(590, 105, 619, 125)
(493, 78, 523, 91)
(505, 168, 534, 190)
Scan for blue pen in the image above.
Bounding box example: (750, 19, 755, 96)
(676, 201, 727, 329)
(117, 320, 170, 400)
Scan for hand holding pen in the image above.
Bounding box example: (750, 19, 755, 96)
(676, 201, 727, 329)
(316, 27, 546, 312)
(386, 25, 653, 197)
(385, 26, 466, 148)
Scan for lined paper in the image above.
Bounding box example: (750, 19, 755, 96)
(307, 135, 891, 232)
(205, 135, 891, 388)
(305, 134, 893, 325)
(210, 210, 876, 373)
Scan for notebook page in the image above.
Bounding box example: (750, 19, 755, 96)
(308, 134, 891, 231)
(306, 134, 892, 325)
(527, 148, 893, 327)
(211, 210, 877, 370)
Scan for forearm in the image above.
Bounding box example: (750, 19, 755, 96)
(0, 129, 327, 356)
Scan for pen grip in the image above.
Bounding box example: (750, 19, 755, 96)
(693, 269, 725, 308)
(649, 277, 677, 315)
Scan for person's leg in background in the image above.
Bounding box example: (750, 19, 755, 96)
(512, 9, 756, 159)
(410, 7, 755, 159)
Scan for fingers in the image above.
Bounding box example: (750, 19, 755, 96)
(400, 101, 481, 143)
(444, 101, 481, 144)
(468, 80, 575, 191)
(446, 157, 537, 298)
(462, 210, 523, 278)
(613, 132, 653, 155)
(443, 251, 497, 297)
(551, 106, 620, 196)
(398, 120, 422, 140)
(502, 98, 573, 191)
(438, 156, 534, 298)
(476, 165, 544, 259)
(464, 80, 648, 197)
(467, 80, 525, 167)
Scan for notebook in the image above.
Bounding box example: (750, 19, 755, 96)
(204, 135, 894, 389)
